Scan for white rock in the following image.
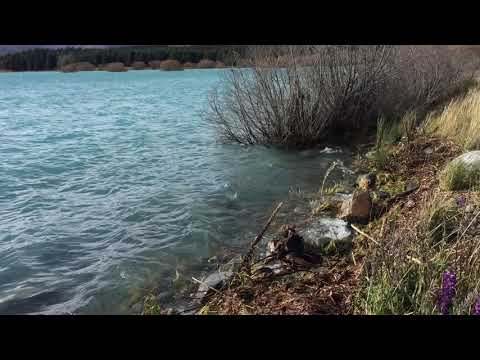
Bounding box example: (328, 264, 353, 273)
(303, 218, 352, 249)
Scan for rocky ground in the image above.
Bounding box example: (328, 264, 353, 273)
(179, 135, 471, 315)
(142, 132, 480, 315)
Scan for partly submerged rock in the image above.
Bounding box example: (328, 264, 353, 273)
(302, 218, 353, 253)
(196, 271, 233, 302)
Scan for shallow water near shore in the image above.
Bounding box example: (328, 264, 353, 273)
(0, 69, 356, 314)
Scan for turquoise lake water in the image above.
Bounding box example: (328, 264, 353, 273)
(0, 69, 354, 314)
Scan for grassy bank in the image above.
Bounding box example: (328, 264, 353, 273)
(356, 86, 480, 315)
(186, 84, 480, 316)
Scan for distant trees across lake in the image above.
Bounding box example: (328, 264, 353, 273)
(0, 45, 246, 72)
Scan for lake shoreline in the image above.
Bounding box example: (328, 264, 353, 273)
(174, 134, 460, 315)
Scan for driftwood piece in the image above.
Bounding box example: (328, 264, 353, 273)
(240, 202, 283, 272)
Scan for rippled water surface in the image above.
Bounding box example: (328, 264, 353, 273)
(0, 70, 354, 314)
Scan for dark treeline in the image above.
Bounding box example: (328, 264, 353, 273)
(0, 45, 247, 71)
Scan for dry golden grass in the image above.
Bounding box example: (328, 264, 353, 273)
(425, 85, 480, 150)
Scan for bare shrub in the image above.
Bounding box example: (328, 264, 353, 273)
(207, 45, 478, 149)
(379, 46, 478, 120)
(208, 45, 395, 148)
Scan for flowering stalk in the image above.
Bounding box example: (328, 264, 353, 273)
(474, 296, 480, 315)
(439, 270, 456, 315)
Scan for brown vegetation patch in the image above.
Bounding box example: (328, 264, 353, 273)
(60, 62, 97, 72)
(183, 62, 197, 69)
(204, 257, 361, 315)
(159, 59, 184, 71)
(197, 59, 217, 69)
(385, 136, 461, 191)
(102, 62, 128, 72)
(131, 61, 147, 70)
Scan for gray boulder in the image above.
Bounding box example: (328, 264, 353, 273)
(450, 151, 480, 170)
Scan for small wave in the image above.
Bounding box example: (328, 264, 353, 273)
(319, 147, 342, 154)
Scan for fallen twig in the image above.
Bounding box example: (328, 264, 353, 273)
(240, 202, 283, 271)
(191, 277, 222, 294)
(351, 224, 380, 245)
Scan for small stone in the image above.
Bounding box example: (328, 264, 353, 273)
(356, 173, 377, 191)
(424, 147, 433, 155)
(339, 190, 372, 223)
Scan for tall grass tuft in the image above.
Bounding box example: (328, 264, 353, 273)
(440, 161, 480, 191)
(426, 85, 480, 150)
(357, 191, 480, 315)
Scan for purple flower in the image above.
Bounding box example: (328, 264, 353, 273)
(474, 296, 480, 315)
(456, 196, 466, 208)
(439, 270, 456, 315)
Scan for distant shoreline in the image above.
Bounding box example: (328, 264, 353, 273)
(0, 67, 235, 74)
